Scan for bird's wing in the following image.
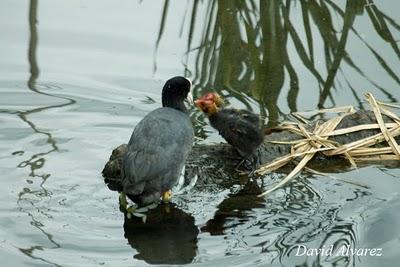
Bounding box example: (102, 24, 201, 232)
(123, 109, 193, 185)
(234, 109, 260, 127)
(218, 115, 261, 156)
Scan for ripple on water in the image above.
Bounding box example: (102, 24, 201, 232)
(1, 1, 400, 261)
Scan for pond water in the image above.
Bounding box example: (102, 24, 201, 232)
(1, 0, 399, 266)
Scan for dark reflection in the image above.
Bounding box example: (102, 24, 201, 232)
(16, 0, 75, 198)
(254, 178, 369, 266)
(317, 0, 358, 108)
(7, 1, 76, 266)
(200, 173, 372, 265)
(16, 1, 76, 190)
(18, 210, 62, 267)
(201, 180, 266, 235)
(28, 0, 39, 89)
(157, 0, 399, 127)
(17, 0, 76, 182)
(123, 203, 199, 265)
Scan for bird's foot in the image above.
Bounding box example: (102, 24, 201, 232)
(235, 158, 246, 171)
(119, 192, 129, 210)
(119, 192, 138, 218)
(162, 189, 172, 203)
(235, 158, 253, 172)
(119, 192, 158, 223)
(235, 154, 260, 176)
(128, 203, 158, 223)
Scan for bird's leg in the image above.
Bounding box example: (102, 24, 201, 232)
(165, 205, 171, 213)
(119, 192, 137, 218)
(247, 150, 262, 177)
(119, 192, 128, 210)
(235, 151, 261, 174)
(233, 148, 252, 172)
(162, 189, 172, 203)
(235, 155, 256, 172)
(235, 158, 247, 171)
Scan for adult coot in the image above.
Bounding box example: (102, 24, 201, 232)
(121, 76, 194, 210)
(195, 92, 264, 170)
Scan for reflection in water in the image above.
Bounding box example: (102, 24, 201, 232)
(157, 0, 399, 126)
(10, 1, 76, 265)
(28, 0, 39, 90)
(123, 203, 199, 265)
(1, 0, 398, 266)
(18, 210, 62, 267)
(201, 180, 266, 235)
(19, 0, 76, 182)
(201, 175, 373, 265)
(154, 4, 400, 261)
(317, 0, 358, 108)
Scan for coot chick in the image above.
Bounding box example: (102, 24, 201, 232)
(121, 76, 194, 211)
(195, 93, 264, 170)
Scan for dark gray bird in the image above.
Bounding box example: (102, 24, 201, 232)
(195, 92, 264, 170)
(121, 76, 194, 208)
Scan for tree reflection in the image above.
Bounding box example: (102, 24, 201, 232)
(11, 1, 76, 265)
(156, 0, 399, 126)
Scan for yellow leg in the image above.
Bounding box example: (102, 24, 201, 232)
(162, 189, 172, 203)
(164, 204, 171, 214)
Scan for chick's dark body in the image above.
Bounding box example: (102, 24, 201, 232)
(208, 108, 264, 159)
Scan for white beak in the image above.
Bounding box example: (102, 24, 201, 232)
(185, 78, 193, 104)
(186, 91, 193, 104)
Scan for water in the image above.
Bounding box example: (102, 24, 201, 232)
(1, 0, 399, 266)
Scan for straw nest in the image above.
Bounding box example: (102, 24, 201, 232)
(256, 93, 400, 197)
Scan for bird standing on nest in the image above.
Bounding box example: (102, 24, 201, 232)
(195, 92, 264, 171)
(120, 76, 194, 216)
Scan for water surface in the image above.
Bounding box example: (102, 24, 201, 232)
(1, 1, 400, 266)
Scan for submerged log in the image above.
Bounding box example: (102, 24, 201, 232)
(102, 111, 400, 191)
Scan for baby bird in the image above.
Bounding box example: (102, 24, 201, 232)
(195, 93, 264, 170)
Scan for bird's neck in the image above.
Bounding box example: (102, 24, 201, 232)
(208, 111, 219, 122)
(207, 105, 221, 117)
(162, 97, 187, 113)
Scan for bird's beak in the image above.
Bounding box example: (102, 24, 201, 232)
(184, 77, 193, 104)
(186, 91, 193, 104)
(194, 98, 205, 110)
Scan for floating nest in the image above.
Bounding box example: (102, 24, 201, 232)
(256, 93, 400, 197)
(103, 93, 400, 196)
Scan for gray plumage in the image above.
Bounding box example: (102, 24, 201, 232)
(121, 107, 194, 205)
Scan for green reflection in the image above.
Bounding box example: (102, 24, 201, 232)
(156, 0, 399, 125)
